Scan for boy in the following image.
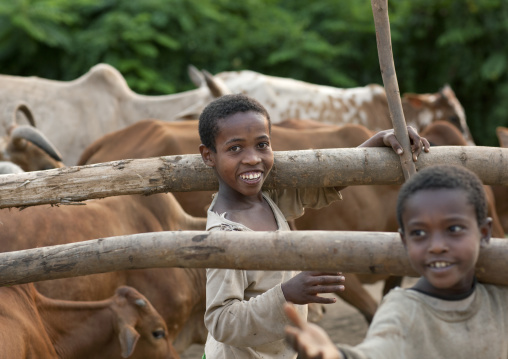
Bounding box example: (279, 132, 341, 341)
(198, 93, 429, 358)
(284, 164, 508, 359)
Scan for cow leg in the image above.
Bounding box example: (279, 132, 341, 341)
(382, 276, 403, 296)
(172, 309, 207, 353)
(335, 273, 378, 324)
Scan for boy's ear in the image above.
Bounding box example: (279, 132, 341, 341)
(480, 217, 493, 247)
(398, 228, 407, 248)
(199, 144, 215, 167)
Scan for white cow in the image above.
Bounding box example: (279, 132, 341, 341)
(0, 64, 226, 165)
(192, 68, 474, 145)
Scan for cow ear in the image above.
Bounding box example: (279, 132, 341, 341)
(404, 95, 424, 109)
(119, 325, 140, 358)
(496, 127, 508, 148)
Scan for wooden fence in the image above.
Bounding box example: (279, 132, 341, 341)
(0, 147, 507, 286)
(1, 146, 508, 208)
(0, 231, 507, 287)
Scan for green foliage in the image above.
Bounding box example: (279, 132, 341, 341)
(0, 0, 506, 145)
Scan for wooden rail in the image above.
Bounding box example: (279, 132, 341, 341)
(1, 146, 508, 209)
(0, 230, 505, 287)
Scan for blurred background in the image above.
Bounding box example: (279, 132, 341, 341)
(0, 0, 506, 146)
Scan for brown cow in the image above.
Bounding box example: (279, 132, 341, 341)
(0, 284, 174, 359)
(491, 126, 508, 234)
(0, 192, 207, 355)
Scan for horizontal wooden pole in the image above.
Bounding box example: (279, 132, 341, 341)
(1, 146, 508, 208)
(0, 230, 505, 287)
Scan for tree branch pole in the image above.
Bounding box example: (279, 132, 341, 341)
(371, 0, 416, 179)
(0, 231, 505, 287)
(1, 147, 508, 209)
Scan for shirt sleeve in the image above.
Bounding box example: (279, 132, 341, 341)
(204, 266, 292, 347)
(337, 291, 413, 359)
(267, 187, 342, 221)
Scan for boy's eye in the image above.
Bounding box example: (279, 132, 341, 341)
(449, 225, 464, 233)
(409, 229, 426, 237)
(229, 145, 241, 152)
(258, 142, 270, 149)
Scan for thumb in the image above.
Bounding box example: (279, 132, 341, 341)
(284, 302, 305, 329)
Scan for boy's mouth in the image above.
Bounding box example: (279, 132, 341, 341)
(428, 261, 453, 269)
(239, 171, 262, 182)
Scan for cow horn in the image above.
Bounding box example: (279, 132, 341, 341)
(10, 125, 63, 162)
(12, 103, 36, 127)
(202, 69, 232, 97)
(188, 64, 205, 87)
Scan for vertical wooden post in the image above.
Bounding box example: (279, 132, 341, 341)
(371, 0, 416, 179)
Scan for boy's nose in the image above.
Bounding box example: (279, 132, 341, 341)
(242, 149, 261, 164)
(428, 234, 448, 253)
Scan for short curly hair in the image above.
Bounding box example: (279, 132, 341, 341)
(198, 94, 271, 152)
(396, 164, 488, 232)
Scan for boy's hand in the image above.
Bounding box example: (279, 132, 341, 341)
(359, 125, 430, 162)
(284, 303, 342, 359)
(382, 126, 430, 161)
(281, 271, 345, 305)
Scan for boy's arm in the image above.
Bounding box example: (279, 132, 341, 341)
(205, 267, 294, 347)
(284, 303, 343, 359)
(285, 292, 411, 359)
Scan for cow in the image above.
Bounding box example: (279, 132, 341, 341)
(491, 126, 508, 234)
(189, 68, 475, 145)
(0, 64, 227, 165)
(0, 283, 175, 359)
(76, 118, 504, 325)
(0, 103, 64, 171)
(0, 189, 207, 355)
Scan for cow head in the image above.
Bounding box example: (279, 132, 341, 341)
(1, 103, 64, 171)
(402, 85, 475, 145)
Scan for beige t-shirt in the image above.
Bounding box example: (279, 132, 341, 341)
(204, 188, 341, 359)
(338, 283, 508, 359)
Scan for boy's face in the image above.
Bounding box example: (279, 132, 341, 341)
(200, 111, 274, 198)
(400, 188, 491, 296)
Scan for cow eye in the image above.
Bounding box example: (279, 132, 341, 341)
(152, 329, 166, 339)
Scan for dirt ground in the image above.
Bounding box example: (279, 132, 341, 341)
(180, 277, 417, 358)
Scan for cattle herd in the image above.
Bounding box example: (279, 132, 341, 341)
(0, 64, 505, 358)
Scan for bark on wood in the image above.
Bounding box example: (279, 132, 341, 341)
(371, 0, 416, 179)
(1, 147, 508, 209)
(0, 230, 505, 287)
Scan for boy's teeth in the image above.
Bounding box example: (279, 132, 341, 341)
(429, 261, 451, 268)
(241, 173, 261, 180)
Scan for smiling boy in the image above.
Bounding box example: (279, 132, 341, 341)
(284, 164, 508, 359)
(198, 93, 429, 359)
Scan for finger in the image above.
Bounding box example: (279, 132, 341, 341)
(309, 275, 346, 285)
(383, 133, 404, 155)
(309, 285, 345, 295)
(307, 271, 343, 277)
(285, 325, 300, 345)
(422, 137, 431, 152)
(311, 296, 337, 304)
(284, 302, 306, 329)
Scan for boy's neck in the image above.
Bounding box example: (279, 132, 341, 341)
(410, 276, 477, 301)
(214, 187, 265, 212)
(212, 189, 278, 231)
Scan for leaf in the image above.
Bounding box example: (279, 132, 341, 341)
(481, 53, 506, 81)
